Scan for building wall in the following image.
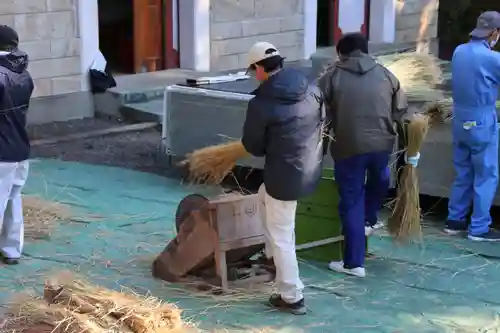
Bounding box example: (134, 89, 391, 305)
(209, 0, 305, 71)
(0, 0, 92, 124)
(395, 0, 439, 46)
(1, 0, 83, 98)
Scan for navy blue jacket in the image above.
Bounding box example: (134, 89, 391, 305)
(242, 68, 325, 201)
(0, 50, 33, 162)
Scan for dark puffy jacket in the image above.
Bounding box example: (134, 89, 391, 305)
(0, 50, 33, 162)
(318, 51, 413, 160)
(241, 68, 325, 201)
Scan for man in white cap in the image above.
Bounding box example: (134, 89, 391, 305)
(445, 11, 500, 241)
(241, 42, 326, 315)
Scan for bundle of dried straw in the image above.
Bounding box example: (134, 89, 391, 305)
(422, 98, 500, 125)
(5, 272, 190, 333)
(388, 113, 430, 242)
(180, 140, 249, 184)
(384, 52, 445, 102)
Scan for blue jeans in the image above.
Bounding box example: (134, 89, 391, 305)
(334, 151, 391, 268)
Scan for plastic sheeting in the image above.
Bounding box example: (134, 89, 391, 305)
(2, 158, 500, 332)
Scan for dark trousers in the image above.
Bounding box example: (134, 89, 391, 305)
(334, 151, 391, 268)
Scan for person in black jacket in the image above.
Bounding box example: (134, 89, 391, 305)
(242, 42, 325, 315)
(0, 25, 34, 265)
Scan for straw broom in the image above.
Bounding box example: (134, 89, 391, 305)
(388, 113, 430, 242)
(180, 141, 249, 184)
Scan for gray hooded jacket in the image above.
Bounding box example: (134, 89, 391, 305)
(318, 51, 413, 160)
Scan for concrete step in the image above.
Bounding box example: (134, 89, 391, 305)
(121, 99, 164, 123)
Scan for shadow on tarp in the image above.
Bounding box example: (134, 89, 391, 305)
(1, 158, 500, 332)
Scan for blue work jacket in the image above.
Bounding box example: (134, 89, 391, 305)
(451, 40, 500, 146)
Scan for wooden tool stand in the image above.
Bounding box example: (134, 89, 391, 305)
(153, 192, 271, 292)
(208, 193, 270, 290)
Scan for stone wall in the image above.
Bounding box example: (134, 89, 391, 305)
(0, 0, 82, 98)
(210, 0, 304, 71)
(395, 0, 439, 46)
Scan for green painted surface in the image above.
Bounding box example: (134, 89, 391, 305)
(3, 159, 500, 332)
(296, 169, 343, 262)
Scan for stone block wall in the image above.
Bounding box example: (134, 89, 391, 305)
(0, 0, 82, 98)
(395, 0, 439, 45)
(210, 0, 304, 71)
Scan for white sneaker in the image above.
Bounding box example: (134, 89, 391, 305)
(365, 226, 374, 236)
(372, 220, 385, 230)
(328, 261, 366, 278)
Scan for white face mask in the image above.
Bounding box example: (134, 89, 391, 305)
(490, 32, 500, 48)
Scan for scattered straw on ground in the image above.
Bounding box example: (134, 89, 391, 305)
(22, 195, 72, 240)
(4, 271, 192, 333)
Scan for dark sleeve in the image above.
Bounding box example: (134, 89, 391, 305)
(0, 75, 5, 108)
(384, 68, 414, 140)
(241, 97, 267, 157)
(317, 69, 335, 132)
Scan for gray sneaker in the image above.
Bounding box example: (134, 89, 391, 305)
(468, 229, 500, 242)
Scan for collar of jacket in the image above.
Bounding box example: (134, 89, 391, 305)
(470, 38, 493, 49)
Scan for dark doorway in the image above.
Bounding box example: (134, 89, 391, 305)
(98, 0, 134, 74)
(317, 0, 335, 47)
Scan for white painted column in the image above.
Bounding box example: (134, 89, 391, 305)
(78, 0, 99, 79)
(178, 0, 211, 71)
(303, 0, 317, 59)
(172, 0, 179, 51)
(337, 0, 366, 35)
(369, 0, 396, 43)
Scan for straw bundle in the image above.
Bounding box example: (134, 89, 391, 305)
(5, 272, 188, 333)
(421, 98, 453, 125)
(388, 113, 430, 242)
(422, 99, 500, 124)
(384, 53, 445, 102)
(181, 140, 249, 184)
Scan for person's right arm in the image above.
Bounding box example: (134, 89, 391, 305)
(383, 67, 414, 137)
(241, 97, 267, 157)
(317, 69, 336, 130)
(490, 51, 500, 85)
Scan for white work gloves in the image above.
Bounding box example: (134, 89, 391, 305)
(405, 152, 420, 167)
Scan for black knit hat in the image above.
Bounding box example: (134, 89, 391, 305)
(336, 33, 368, 56)
(0, 25, 19, 51)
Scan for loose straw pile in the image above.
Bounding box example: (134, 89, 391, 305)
(384, 52, 445, 103)
(388, 113, 430, 242)
(22, 195, 72, 240)
(180, 141, 249, 184)
(5, 272, 190, 333)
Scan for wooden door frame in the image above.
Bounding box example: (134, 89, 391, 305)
(133, 0, 179, 72)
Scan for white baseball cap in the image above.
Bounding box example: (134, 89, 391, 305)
(247, 42, 283, 70)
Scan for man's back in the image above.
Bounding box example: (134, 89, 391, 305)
(452, 40, 500, 110)
(319, 52, 401, 160)
(0, 50, 33, 162)
(242, 67, 324, 201)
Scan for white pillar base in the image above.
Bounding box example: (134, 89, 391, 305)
(369, 0, 396, 43)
